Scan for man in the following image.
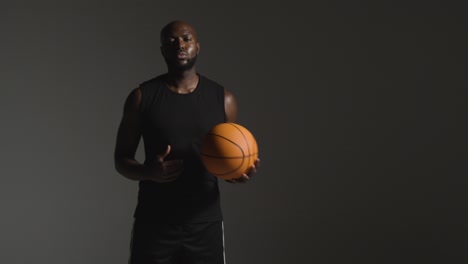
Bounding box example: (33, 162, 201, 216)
(114, 20, 260, 264)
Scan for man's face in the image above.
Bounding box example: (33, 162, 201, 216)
(160, 23, 200, 70)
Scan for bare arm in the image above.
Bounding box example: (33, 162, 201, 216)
(114, 88, 149, 181)
(223, 88, 260, 183)
(224, 88, 238, 122)
(114, 88, 184, 182)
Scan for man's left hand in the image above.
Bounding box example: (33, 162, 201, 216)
(226, 158, 260, 184)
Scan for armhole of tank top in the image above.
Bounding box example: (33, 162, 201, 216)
(138, 85, 146, 116)
(139, 83, 152, 120)
(138, 77, 161, 118)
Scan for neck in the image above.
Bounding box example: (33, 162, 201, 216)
(164, 68, 199, 93)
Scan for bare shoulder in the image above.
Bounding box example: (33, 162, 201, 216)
(224, 88, 236, 101)
(124, 87, 142, 112)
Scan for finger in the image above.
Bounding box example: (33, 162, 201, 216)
(254, 158, 261, 168)
(158, 167, 184, 182)
(235, 174, 250, 183)
(163, 159, 184, 167)
(162, 161, 184, 174)
(245, 165, 256, 178)
(163, 163, 184, 174)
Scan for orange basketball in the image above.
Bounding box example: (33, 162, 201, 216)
(201, 122, 258, 180)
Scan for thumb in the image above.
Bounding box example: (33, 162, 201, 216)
(158, 145, 171, 161)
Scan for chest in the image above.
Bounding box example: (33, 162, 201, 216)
(142, 88, 225, 152)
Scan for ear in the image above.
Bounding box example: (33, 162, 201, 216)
(196, 42, 200, 54)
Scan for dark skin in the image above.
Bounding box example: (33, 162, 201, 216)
(114, 20, 260, 184)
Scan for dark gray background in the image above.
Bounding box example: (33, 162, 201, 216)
(1, 1, 466, 263)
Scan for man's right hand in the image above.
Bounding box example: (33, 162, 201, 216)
(145, 145, 184, 183)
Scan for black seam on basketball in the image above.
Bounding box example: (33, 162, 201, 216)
(228, 123, 252, 169)
(202, 153, 258, 176)
(201, 153, 258, 159)
(202, 124, 256, 177)
(204, 156, 245, 176)
(205, 132, 245, 157)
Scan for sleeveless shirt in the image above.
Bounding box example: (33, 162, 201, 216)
(134, 73, 226, 223)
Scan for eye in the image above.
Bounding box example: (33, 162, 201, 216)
(162, 36, 175, 44)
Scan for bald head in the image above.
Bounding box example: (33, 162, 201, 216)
(159, 20, 200, 71)
(160, 20, 199, 45)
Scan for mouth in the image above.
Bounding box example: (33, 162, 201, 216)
(177, 52, 188, 59)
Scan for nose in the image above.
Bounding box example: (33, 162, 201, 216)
(176, 38, 186, 50)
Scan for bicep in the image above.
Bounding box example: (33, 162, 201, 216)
(114, 88, 143, 160)
(224, 88, 238, 123)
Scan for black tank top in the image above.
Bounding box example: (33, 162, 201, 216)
(134, 74, 226, 223)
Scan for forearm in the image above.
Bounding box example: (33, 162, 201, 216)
(115, 158, 150, 181)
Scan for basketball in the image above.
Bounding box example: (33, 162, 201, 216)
(200, 123, 258, 180)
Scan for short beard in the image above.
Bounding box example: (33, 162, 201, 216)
(165, 55, 198, 71)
